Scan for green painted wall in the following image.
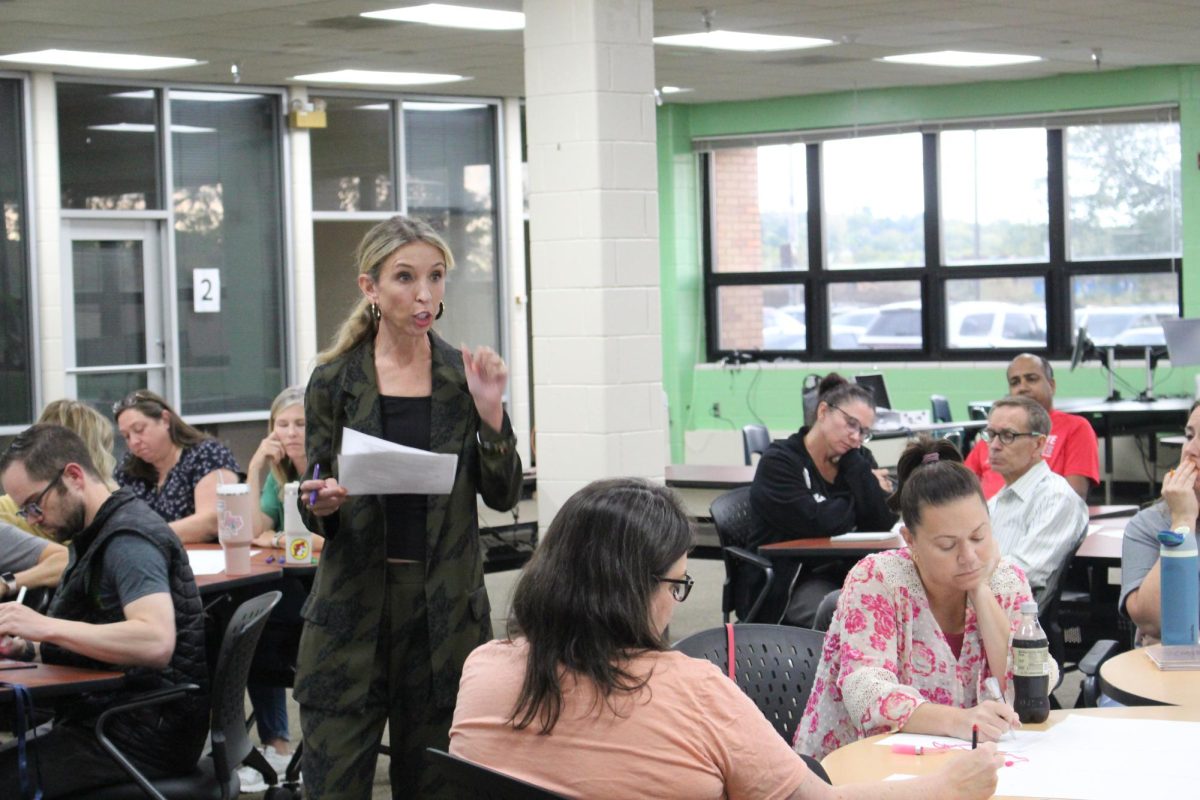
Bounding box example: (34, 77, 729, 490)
(657, 65, 1200, 459)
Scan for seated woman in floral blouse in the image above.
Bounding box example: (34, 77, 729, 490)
(795, 436, 1056, 760)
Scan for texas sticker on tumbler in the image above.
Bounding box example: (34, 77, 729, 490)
(193, 268, 220, 313)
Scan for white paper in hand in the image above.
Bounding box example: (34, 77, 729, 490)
(338, 428, 458, 495)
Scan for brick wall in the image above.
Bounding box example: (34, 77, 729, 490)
(713, 148, 764, 348)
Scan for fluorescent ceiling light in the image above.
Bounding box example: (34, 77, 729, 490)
(403, 101, 485, 111)
(362, 4, 524, 30)
(659, 86, 693, 95)
(653, 30, 832, 52)
(355, 103, 392, 111)
(880, 50, 1042, 67)
(291, 69, 467, 86)
(0, 49, 199, 70)
(87, 123, 215, 134)
(112, 90, 263, 102)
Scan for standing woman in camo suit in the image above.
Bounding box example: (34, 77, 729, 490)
(296, 215, 522, 799)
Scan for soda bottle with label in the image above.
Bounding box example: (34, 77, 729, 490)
(1011, 600, 1051, 724)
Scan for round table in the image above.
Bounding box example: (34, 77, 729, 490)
(820, 706, 1200, 798)
(1097, 647, 1200, 706)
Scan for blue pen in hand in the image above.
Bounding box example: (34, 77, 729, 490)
(309, 464, 320, 506)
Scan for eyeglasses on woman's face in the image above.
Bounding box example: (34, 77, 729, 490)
(829, 405, 874, 443)
(979, 428, 1041, 446)
(656, 572, 694, 603)
(16, 467, 66, 521)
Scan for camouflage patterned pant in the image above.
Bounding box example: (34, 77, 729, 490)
(300, 563, 452, 799)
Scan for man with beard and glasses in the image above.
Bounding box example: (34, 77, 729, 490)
(0, 424, 208, 798)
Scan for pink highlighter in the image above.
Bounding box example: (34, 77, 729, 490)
(890, 743, 926, 755)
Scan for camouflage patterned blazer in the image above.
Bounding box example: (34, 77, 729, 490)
(294, 332, 522, 712)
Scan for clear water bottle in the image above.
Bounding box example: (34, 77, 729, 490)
(1157, 527, 1199, 646)
(1011, 600, 1051, 724)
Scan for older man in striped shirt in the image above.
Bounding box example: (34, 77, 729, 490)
(983, 395, 1089, 602)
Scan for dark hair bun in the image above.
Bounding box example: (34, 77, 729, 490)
(818, 372, 848, 395)
(887, 435, 967, 514)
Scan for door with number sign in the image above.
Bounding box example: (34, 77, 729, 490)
(61, 220, 168, 414)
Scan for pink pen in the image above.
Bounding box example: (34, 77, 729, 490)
(890, 744, 926, 755)
(309, 464, 320, 506)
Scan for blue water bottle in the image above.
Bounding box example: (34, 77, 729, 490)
(1157, 527, 1200, 645)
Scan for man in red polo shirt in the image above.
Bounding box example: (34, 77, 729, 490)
(965, 353, 1099, 501)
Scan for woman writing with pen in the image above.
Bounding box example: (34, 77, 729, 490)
(796, 437, 1057, 760)
(295, 216, 522, 799)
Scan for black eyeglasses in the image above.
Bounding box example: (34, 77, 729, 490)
(980, 428, 1042, 446)
(830, 405, 874, 443)
(112, 391, 163, 416)
(16, 467, 66, 521)
(656, 572, 694, 603)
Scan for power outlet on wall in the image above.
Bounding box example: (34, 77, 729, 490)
(711, 402, 721, 417)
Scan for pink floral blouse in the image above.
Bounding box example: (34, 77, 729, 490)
(793, 549, 1044, 760)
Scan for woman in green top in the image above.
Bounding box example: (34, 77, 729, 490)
(250, 386, 326, 551)
(239, 386, 325, 792)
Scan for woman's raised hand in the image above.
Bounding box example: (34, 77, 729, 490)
(462, 345, 507, 432)
(1162, 457, 1199, 528)
(249, 432, 286, 478)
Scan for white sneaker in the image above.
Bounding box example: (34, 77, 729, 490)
(261, 745, 300, 784)
(236, 763, 268, 794)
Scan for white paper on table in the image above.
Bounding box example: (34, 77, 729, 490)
(883, 774, 917, 781)
(186, 549, 262, 575)
(1095, 526, 1125, 539)
(337, 427, 457, 495)
(989, 715, 1200, 800)
(832, 531, 898, 542)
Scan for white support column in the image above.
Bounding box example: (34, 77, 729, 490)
(524, 0, 665, 526)
(30, 71, 63, 405)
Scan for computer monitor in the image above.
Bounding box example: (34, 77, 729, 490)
(1162, 318, 1200, 367)
(854, 374, 891, 410)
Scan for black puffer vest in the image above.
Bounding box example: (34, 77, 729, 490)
(42, 489, 209, 772)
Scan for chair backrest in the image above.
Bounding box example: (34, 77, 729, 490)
(813, 589, 841, 633)
(967, 401, 992, 421)
(209, 590, 282, 798)
(741, 424, 771, 465)
(930, 395, 952, 423)
(672, 623, 825, 742)
(710, 486, 756, 551)
(1035, 521, 1089, 666)
(424, 748, 567, 799)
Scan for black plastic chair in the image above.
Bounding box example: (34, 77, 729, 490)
(673, 623, 825, 742)
(711, 487, 775, 623)
(929, 394, 964, 452)
(1036, 522, 1090, 670)
(1075, 639, 1122, 708)
(741, 424, 771, 466)
(424, 748, 567, 799)
(80, 590, 286, 800)
(813, 589, 841, 633)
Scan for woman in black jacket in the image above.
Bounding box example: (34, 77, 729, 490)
(747, 373, 897, 625)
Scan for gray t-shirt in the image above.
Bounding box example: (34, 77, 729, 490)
(0, 521, 49, 574)
(1119, 503, 1200, 640)
(95, 533, 171, 612)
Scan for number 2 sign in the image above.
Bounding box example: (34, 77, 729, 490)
(193, 268, 220, 313)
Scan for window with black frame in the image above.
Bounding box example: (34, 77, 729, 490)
(702, 112, 1182, 362)
(0, 77, 33, 426)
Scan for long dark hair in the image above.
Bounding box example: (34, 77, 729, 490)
(113, 390, 210, 483)
(888, 435, 984, 531)
(507, 478, 694, 734)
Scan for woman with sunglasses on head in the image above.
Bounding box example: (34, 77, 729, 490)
(451, 478, 1001, 800)
(747, 373, 897, 626)
(795, 437, 1054, 760)
(113, 390, 239, 543)
(297, 215, 522, 799)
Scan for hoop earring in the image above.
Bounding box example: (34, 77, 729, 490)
(370, 303, 381, 322)
(435, 301, 445, 320)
